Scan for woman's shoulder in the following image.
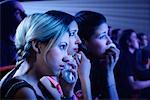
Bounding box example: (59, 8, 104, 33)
(13, 86, 37, 99)
(1, 78, 38, 99)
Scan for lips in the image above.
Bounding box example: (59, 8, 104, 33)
(59, 65, 65, 70)
(74, 48, 78, 53)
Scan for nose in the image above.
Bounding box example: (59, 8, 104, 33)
(106, 36, 112, 45)
(75, 35, 82, 44)
(62, 55, 74, 63)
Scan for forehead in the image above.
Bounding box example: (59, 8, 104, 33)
(95, 23, 108, 35)
(68, 21, 78, 31)
(59, 32, 69, 43)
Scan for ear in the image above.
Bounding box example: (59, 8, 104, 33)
(32, 41, 41, 53)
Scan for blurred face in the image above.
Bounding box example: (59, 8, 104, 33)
(67, 21, 81, 56)
(141, 35, 148, 47)
(45, 33, 70, 76)
(88, 23, 112, 57)
(129, 32, 139, 49)
(13, 1, 26, 26)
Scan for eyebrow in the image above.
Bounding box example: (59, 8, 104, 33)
(60, 42, 68, 45)
(70, 29, 78, 32)
(95, 32, 106, 38)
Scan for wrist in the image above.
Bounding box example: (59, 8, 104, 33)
(63, 90, 74, 98)
(79, 75, 90, 81)
(106, 73, 116, 85)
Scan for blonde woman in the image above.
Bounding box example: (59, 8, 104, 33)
(1, 13, 77, 99)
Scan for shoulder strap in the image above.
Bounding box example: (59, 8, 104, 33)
(38, 81, 54, 99)
(1, 78, 39, 99)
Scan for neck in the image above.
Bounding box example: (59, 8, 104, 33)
(27, 62, 43, 81)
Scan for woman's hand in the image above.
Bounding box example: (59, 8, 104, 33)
(105, 45, 120, 72)
(39, 76, 61, 99)
(74, 51, 91, 80)
(59, 57, 78, 97)
(74, 51, 92, 100)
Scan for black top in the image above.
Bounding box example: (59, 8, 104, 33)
(115, 49, 150, 98)
(115, 50, 135, 98)
(1, 78, 43, 99)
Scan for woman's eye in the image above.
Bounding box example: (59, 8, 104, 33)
(59, 44, 67, 50)
(69, 32, 75, 37)
(98, 35, 107, 39)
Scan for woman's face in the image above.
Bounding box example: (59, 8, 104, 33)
(129, 32, 139, 49)
(141, 35, 148, 47)
(45, 33, 70, 76)
(67, 21, 81, 56)
(13, 1, 26, 26)
(88, 23, 112, 57)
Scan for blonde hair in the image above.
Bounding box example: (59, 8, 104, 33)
(15, 13, 69, 66)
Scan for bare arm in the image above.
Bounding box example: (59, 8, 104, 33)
(80, 76, 92, 100)
(14, 87, 37, 100)
(128, 76, 150, 90)
(75, 51, 92, 100)
(106, 72, 119, 100)
(104, 44, 119, 100)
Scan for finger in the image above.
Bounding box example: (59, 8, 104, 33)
(67, 61, 78, 70)
(79, 51, 90, 63)
(110, 55, 114, 64)
(74, 54, 80, 66)
(79, 51, 85, 60)
(107, 43, 116, 49)
(106, 54, 114, 65)
(70, 69, 78, 79)
(106, 55, 110, 64)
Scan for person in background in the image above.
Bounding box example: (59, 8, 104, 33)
(75, 11, 119, 100)
(111, 28, 122, 49)
(115, 29, 150, 99)
(137, 33, 149, 49)
(137, 33, 150, 69)
(108, 26, 113, 37)
(0, 0, 27, 66)
(1, 13, 78, 99)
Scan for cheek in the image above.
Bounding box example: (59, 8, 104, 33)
(91, 40, 107, 54)
(68, 44, 73, 55)
(68, 39, 76, 55)
(46, 50, 62, 71)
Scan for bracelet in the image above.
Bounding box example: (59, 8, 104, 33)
(61, 95, 74, 100)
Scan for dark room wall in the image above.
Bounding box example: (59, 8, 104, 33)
(21, 0, 150, 36)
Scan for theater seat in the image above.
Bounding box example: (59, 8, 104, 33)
(0, 65, 15, 79)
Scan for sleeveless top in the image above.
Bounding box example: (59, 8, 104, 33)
(1, 78, 43, 99)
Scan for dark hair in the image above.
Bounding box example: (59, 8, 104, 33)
(111, 29, 121, 36)
(45, 10, 75, 33)
(75, 11, 106, 42)
(119, 29, 135, 50)
(0, 0, 26, 39)
(137, 33, 146, 41)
